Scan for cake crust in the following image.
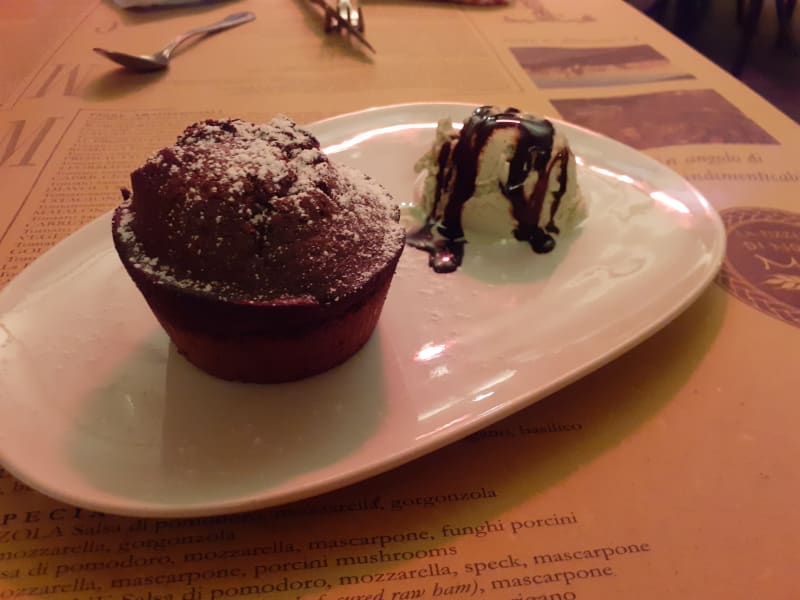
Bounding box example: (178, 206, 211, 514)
(112, 117, 404, 382)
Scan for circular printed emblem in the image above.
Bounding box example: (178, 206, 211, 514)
(716, 207, 800, 329)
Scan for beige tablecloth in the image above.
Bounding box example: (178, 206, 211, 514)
(0, 0, 798, 597)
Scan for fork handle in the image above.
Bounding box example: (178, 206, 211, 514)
(161, 12, 256, 59)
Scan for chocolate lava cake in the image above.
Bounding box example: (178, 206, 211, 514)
(112, 117, 405, 383)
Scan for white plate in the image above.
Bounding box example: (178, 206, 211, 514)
(0, 103, 725, 517)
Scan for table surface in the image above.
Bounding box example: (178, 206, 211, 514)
(0, 0, 798, 598)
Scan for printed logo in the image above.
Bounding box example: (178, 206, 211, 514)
(716, 207, 800, 329)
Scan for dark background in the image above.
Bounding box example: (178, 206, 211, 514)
(631, 0, 800, 123)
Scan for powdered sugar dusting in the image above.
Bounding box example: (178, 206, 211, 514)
(115, 117, 404, 303)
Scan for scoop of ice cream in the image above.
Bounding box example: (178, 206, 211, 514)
(409, 106, 585, 272)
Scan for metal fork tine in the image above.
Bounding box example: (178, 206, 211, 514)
(340, 0, 365, 33)
(338, 0, 356, 31)
(357, 6, 365, 33)
(337, 0, 372, 47)
(309, 0, 376, 53)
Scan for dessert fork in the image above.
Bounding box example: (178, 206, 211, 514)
(309, 0, 375, 53)
(336, 0, 364, 33)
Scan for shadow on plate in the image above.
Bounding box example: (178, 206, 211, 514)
(68, 331, 388, 505)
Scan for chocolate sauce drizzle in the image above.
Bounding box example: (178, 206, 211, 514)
(408, 106, 571, 273)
